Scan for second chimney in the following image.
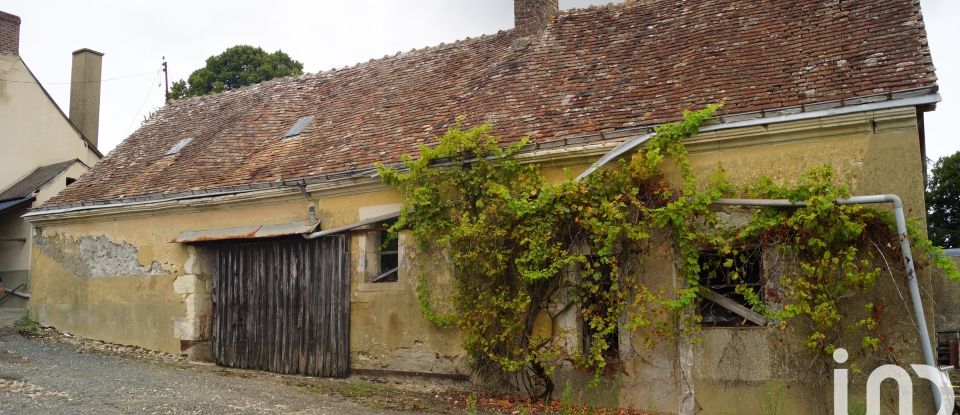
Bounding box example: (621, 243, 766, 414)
(514, 0, 559, 36)
(0, 11, 20, 55)
(69, 48, 103, 148)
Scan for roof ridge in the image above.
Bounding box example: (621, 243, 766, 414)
(163, 30, 520, 109)
(43, 0, 938, 210)
(160, 2, 641, 108)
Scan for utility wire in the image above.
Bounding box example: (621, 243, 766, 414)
(0, 69, 161, 84)
(123, 69, 163, 137)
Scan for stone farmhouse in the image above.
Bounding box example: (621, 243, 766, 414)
(22, 1, 944, 413)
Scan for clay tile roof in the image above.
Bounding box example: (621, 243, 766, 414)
(45, 0, 937, 208)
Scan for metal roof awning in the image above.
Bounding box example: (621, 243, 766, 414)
(173, 211, 401, 243)
(172, 221, 321, 243)
(0, 196, 34, 215)
(303, 211, 400, 239)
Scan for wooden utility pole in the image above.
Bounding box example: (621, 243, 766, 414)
(162, 57, 169, 103)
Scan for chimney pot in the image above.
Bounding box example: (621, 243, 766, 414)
(0, 11, 21, 55)
(69, 48, 104, 149)
(514, 0, 559, 36)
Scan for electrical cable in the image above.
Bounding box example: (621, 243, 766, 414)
(0, 69, 161, 84)
(123, 69, 162, 136)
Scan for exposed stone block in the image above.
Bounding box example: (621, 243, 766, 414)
(181, 340, 213, 362)
(172, 316, 210, 341)
(184, 247, 203, 275)
(185, 293, 212, 317)
(173, 274, 204, 294)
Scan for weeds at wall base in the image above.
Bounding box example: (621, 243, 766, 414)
(14, 310, 39, 336)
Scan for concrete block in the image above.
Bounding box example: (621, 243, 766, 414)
(173, 274, 204, 294)
(172, 316, 209, 340)
(182, 341, 213, 362)
(184, 293, 212, 317)
(184, 247, 201, 275)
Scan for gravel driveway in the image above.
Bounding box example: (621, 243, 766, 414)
(0, 308, 442, 415)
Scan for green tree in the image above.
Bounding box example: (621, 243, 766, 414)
(927, 150, 960, 247)
(167, 45, 304, 100)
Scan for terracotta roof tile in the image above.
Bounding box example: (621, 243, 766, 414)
(47, 0, 936, 207)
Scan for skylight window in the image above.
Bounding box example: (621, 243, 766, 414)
(283, 115, 314, 139)
(164, 138, 193, 156)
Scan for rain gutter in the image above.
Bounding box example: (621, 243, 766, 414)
(575, 93, 940, 182)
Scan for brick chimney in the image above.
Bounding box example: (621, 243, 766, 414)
(514, 0, 559, 36)
(0, 11, 20, 55)
(69, 48, 103, 148)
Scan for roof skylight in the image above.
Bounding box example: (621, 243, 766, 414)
(283, 115, 315, 139)
(164, 138, 193, 156)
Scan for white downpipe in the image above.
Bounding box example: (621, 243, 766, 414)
(713, 195, 941, 409)
(567, 95, 943, 410)
(575, 133, 654, 181)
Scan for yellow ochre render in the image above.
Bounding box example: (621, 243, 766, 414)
(26, 106, 933, 414)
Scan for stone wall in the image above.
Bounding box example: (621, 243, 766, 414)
(171, 246, 214, 360)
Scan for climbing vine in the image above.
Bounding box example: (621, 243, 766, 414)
(377, 105, 960, 398)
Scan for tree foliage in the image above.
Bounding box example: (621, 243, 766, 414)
(926, 151, 960, 248)
(167, 45, 303, 100)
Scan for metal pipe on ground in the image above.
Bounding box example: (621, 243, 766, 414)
(1, 283, 30, 301)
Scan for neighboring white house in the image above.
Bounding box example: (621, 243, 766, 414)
(0, 10, 103, 306)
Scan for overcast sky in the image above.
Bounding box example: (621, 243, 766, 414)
(4, 0, 958, 164)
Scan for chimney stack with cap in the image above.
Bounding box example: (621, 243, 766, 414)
(69, 48, 104, 148)
(514, 0, 559, 36)
(0, 11, 21, 55)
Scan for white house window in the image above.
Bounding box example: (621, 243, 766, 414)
(364, 219, 399, 283)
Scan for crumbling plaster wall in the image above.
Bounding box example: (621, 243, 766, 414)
(27, 107, 935, 413)
(544, 107, 933, 414)
(681, 107, 933, 414)
(932, 256, 960, 332)
(28, 188, 476, 374)
(29, 198, 313, 354)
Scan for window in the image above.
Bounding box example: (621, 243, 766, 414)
(697, 247, 766, 327)
(365, 219, 398, 283)
(580, 256, 619, 360)
(65, 177, 76, 186)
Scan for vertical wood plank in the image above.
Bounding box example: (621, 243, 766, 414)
(211, 236, 350, 377)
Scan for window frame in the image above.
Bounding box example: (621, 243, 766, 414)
(362, 219, 399, 284)
(696, 246, 769, 328)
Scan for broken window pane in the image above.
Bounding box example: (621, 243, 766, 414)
(365, 219, 398, 283)
(698, 247, 764, 327)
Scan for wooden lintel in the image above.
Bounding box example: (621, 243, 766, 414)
(699, 287, 770, 326)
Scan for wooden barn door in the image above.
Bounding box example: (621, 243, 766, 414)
(211, 235, 350, 377)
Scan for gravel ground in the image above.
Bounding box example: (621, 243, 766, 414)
(0, 308, 444, 415)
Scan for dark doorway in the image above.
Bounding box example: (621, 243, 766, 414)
(211, 235, 350, 377)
